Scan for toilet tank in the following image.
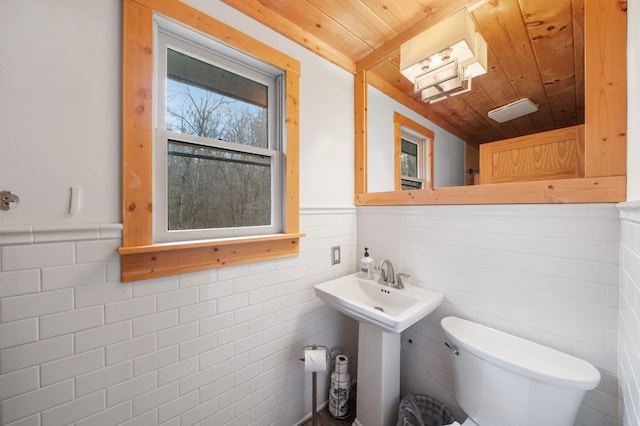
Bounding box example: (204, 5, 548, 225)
(441, 316, 600, 426)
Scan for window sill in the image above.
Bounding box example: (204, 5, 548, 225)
(118, 233, 304, 282)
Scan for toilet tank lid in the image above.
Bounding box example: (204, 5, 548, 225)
(441, 316, 601, 390)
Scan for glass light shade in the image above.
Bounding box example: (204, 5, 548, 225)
(401, 9, 478, 80)
(461, 32, 488, 78)
(421, 77, 471, 103)
(400, 8, 487, 103)
(414, 60, 460, 93)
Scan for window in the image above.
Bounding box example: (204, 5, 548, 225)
(119, 0, 301, 282)
(400, 134, 424, 190)
(155, 26, 283, 242)
(393, 112, 434, 191)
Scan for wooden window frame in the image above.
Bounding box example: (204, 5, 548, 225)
(119, 0, 302, 282)
(393, 112, 434, 191)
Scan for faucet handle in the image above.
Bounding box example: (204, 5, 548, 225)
(395, 273, 411, 289)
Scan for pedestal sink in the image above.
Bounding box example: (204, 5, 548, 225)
(314, 273, 443, 426)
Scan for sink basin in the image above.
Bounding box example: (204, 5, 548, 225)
(314, 273, 443, 333)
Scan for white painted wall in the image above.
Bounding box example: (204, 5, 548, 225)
(0, 0, 122, 224)
(367, 86, 466, 192)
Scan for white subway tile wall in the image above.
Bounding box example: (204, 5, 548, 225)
(357, 204, 621, 426)
(619, 202, 640, 426)
(0, 208, 357, 426)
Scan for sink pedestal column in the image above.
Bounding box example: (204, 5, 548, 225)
(352, 322, 401, 426)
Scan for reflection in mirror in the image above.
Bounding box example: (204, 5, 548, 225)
(355, 1, 625, 205)
(393, 112, 434, 191)
(367, 85, 465, 192)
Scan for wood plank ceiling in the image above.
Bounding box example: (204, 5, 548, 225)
(221, 0, 584, 146)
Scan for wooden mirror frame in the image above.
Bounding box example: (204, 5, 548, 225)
(354, 1, 627, 205)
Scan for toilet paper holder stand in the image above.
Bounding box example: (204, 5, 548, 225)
(299, 344, 329, 426)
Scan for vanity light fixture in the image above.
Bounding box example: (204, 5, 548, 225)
(487, 98, 538, 122)
(400, 8, 487, 103)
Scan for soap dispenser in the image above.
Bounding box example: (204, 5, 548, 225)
(360, 248, 374, 279)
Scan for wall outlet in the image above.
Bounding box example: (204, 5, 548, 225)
(331, 246, 341, 265)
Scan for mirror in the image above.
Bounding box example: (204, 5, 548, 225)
(355, 0, 626, 205)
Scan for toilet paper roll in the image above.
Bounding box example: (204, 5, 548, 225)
(331, 371, 350, 388)
(330, 384, 350, 399)
(329, 393, 351, 418)
(304, 349, 327, 372)
(335, 355, 349, 373)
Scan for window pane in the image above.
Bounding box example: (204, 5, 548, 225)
(401, 139, 418, 177)
(167, 141, 271, 231)
(166, 49, 268, 148)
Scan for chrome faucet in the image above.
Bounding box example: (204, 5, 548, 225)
(378, 259, 396, 286)
(378, 259, 407, 289)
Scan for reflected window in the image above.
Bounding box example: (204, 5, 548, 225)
(394, 112, 434, 191)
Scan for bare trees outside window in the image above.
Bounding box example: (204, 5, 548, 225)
(163, 47, 278, 233)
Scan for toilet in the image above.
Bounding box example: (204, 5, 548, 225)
(441, 316, 601, 426)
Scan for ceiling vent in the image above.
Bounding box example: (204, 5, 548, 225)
(488, 98, 538, 123)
